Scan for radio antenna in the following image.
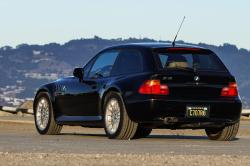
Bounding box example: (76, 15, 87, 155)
(172, 16, 185, 47)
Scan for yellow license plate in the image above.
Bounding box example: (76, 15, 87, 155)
(186, 106, 209, 118)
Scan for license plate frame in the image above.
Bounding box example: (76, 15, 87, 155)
(186, 105, 210, 118)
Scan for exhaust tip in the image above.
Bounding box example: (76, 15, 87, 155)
(167, 118, 173, 123)
(164, 117, 178, 123)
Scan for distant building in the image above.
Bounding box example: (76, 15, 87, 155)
(3, 91, 16, 98)
(16, 80, 23, 84)
(10, 85, 17, 89)
(32, 58, 51, 63)
(4, 98, 11, 102)
(25, 98, 34, 102)
(24, 73, 58, 80)
(33, 50, 41, 55)
(14, 98, 19, 102)
(13, 102, 21, 106)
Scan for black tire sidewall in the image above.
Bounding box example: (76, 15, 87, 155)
(103, 93, 125, 139)
(134, 125, 152, 138)
(205, 122, 239, 141)
(205, 127, 223, 140)
(34, 92, 53, 135)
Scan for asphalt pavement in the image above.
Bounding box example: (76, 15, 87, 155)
(0, 116, 34, 123)
(0, 116, 250, 155)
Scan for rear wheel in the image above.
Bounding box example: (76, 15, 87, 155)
(133, 125, 152, 138)
(205, 121, 239, 141)
(103, 92, 138, 139)
(34, 92, 63, 135)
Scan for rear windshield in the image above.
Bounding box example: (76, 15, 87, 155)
(153, 50, 227, 71)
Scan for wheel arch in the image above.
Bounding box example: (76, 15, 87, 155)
(33, 86, 54, 112)
(100, 86, 124, 116)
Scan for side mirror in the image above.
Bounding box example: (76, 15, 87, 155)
(73, 68, 84, 78)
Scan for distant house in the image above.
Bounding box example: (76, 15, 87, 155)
(33, 50, 41, 55)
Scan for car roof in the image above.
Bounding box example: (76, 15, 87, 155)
(130, 43, 204, 49)
(104, 42, 206, 50)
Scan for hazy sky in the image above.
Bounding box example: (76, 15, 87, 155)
(1, 0, 250, 50)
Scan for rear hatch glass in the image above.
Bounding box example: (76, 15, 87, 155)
(152, 48, 230, 98)
(153, 48, 227, 72)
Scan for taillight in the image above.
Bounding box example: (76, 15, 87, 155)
(139, 80, 169, 95)
(221, 82, 238, 97)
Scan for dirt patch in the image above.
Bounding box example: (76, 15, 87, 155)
(20, 101, 33, 109)
(0, 121, 34, 125)
(240, 116, 250, 120)
(0, 111, 15, 116)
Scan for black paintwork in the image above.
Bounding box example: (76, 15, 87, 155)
(34, 43, 242, 129)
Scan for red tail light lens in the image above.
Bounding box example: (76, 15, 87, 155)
(139, 80, 169, 95)
(221, 82, 238, 97)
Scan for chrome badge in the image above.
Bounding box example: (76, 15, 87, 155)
(162, 77, 172, 80)
(194, 76, 200, 82)
(62, 86, 66, 91)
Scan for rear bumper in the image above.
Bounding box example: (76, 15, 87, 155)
(123, 92, 242, 126)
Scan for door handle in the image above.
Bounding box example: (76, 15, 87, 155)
(91, 83, 98, 89)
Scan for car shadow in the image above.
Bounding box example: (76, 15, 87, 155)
(146, 135, 209, 140)
(58, 133, 240, 141)
(59, 133, 107, 138)
(141, 135, 240, 141)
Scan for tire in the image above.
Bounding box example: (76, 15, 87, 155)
(34, 92, 63, 135)
(205, 121, 239, 141)
(103, 92, 138, 139)
(133, 125, 152, 138)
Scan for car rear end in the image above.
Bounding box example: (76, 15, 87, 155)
(125, 46, 242, 130)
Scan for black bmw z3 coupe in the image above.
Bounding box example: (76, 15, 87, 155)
(34, 43, 242, 141)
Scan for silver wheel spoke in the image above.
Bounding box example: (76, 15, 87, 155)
(109, 105, 114, 113)
(105, 98, 121, 135)
(36, 97, 50, 131)
(43, 120, 46, 128)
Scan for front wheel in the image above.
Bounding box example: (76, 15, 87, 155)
(34, 92, 63, 135)
(205, 121, 239, 141)
(103, 92, 138, 139)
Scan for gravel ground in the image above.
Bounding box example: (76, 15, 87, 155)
(0, 152, 250, 166)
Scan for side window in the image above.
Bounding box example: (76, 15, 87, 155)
(88, 50, 120, 78)
(198, 54, 221, 70)
(83, 57, 96, 77)
(158, 54, 169, 68)
(111, 49, 142, 76)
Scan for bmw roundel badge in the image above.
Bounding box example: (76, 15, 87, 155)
(194, 76, 200, 82)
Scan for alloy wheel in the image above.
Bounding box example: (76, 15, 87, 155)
(105, 98, 121, 134)
(36, 98, 49, 130)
